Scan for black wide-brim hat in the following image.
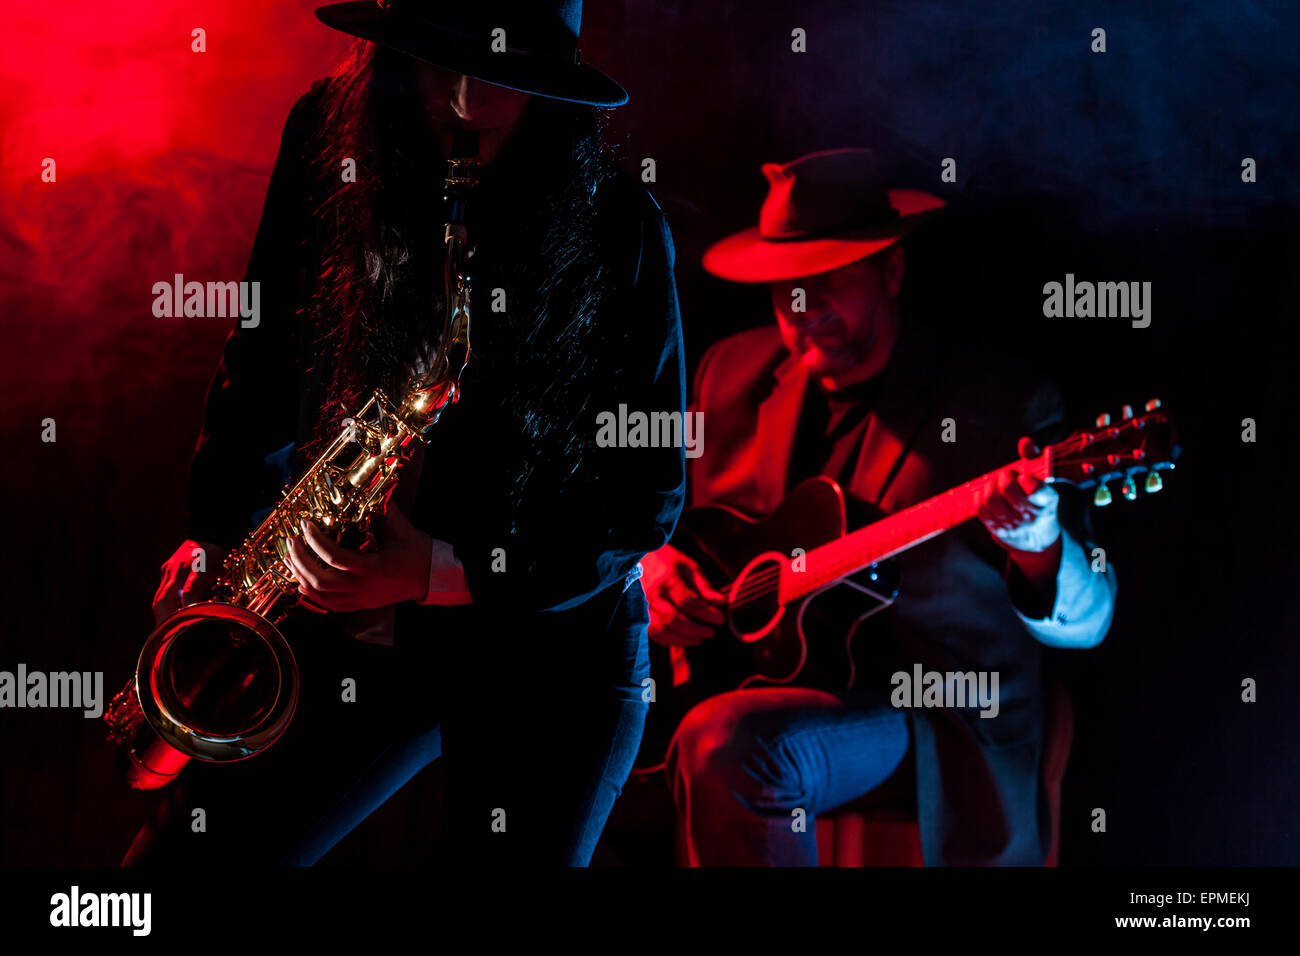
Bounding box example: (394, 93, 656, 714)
(315, 0, 628, 107)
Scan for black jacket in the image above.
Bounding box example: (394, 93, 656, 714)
(184, 82, 687, 669)
(688, 323, 1116, 864)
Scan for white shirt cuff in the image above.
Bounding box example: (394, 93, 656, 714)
(421, 538, 473, 606)
(1015, 532, 1116, 648)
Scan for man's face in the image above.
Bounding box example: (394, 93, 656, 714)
(770, 246, 904, 389)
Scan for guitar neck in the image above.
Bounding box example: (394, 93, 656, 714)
(780, 453, 1053, 603)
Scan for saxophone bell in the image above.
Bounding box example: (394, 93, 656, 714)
(105, 603, 298, 789)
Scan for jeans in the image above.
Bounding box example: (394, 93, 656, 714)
(667, 686, 911, 866)
(122, 579, 652, 867)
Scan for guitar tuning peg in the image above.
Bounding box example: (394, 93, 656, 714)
(1095, 412, 1111, 428)
(1121, 477, 1138, 501)
(1144, 398, 1162, 411)
(1121, 404, 1134, 420)
(1094, 484, 1113, 507)
(1145, 471, 1163, 493)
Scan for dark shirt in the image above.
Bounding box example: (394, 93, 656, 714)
(787, 376, 884, 490)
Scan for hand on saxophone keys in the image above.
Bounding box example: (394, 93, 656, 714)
(283, 506, 448, 612)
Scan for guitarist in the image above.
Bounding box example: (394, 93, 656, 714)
(642, 149, 1117, 865)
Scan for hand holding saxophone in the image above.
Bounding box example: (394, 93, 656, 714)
(150, 539, 229, 626)
(285, 507, 438, 612)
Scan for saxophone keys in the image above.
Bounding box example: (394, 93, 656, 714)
(321, 469, 344, 506)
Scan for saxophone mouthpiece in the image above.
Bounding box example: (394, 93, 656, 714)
(450, 129, 480, 160)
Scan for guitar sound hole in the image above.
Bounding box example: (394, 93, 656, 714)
(728, 555, 784, 642)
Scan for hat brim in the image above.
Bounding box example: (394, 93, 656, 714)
(702, 189, 946, 283)
(315, 3, 628, 107)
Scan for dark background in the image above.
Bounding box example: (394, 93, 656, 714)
(1, 1, 1296, 866)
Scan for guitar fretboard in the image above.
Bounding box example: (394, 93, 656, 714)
(779, 453, 1052, 603)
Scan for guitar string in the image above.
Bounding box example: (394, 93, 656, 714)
(727, 560, 854, 607)
(726, 498, 970, 606)
(726, 526, 908, 604)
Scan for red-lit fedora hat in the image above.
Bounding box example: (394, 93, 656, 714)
(703, 148, 945, 283)
(315, 0, 627, 107)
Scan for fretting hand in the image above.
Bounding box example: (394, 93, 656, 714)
(977, 436, 1064, 591)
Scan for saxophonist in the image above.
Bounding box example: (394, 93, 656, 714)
(124, 1, 686, 866)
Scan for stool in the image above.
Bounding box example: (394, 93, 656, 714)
(816, 679, 1074, 866)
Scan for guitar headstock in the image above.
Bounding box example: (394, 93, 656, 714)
(1045, 399, 1180, 506)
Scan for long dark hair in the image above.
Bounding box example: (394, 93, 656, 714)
(299, 41, 624, 523)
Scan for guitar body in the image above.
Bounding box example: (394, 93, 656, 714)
(635, 477, 899, 773)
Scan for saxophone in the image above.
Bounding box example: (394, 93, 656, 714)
(104, 133, 482, 789)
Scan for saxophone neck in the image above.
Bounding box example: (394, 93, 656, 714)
(432, 131, 480, 414)
(443, 131, 481, 226)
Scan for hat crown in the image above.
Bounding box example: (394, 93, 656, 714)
(758, 148, 899, 240)
(318, 0, 626, 103)
(379, 0, 582, 53)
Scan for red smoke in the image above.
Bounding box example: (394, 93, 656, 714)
(0, 2, 351, 415)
